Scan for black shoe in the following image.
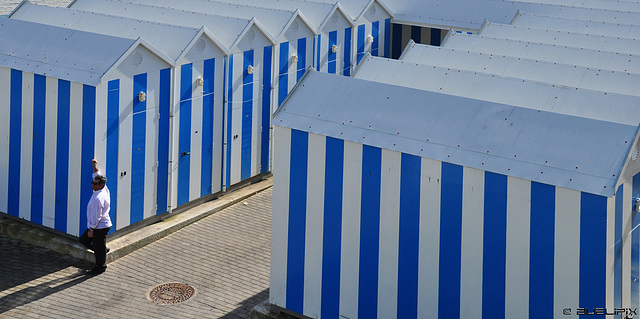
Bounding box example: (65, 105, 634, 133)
(87, 266, 106, 275)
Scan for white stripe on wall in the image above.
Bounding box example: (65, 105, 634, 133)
(144, 70, 160, 219)
(270, 126, 291, 306)
(94, 83, 108, 173)
(116, 78, 133, 230)
(67, 82, 84, 236)
(230, 53, 244, 185)
(251, 50, 262, 178)
(623, 182, 632, 308)
(555, 187, 581, 319)
(303, 133, 325, 317)
(418, 157, 441, 319)
(505, 176, 531, 319)
(0, 68, 9, 213)
(43, 77, 58, 229)
(378, 149, 401, 319)
(606, 196, 616, 312)
(339, 140, 363, 319)
(213, 58, 225, 193)
(19, 72, 34, 221)
(460, 167, 485, 319)
(190, 62, 204, 202)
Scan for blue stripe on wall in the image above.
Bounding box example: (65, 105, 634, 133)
(321, 137, 344, 319)
(438, 162, 463, 319)
(261, 46, 272, 174)
(130, 73, 147, 224)
(580, 192, 607, 316)
(343, 28, 352, 77)
(55, 79, 70, 232)
(79, 85, 96, 232)
(178, 63, 193, 205)
(529, 181, 555, 319)
(30, 74, 46, 225)
(241, 50, 254, 182)
(328, 31, 337, 74)
(482, 172, 508, 319)
(226, 55, 233, 189)
(157, 69, 170, 214)
(8, 69, 22, 217)
(297, 38, 306, 81)
(384, 19, 391, 58)
(397, 153, 421, 319)
(106, 79, 119, 232)
(615, 184, 623, 308)
(316, 34, 322, 71)
(201, 59, 215, 196)
(279, 42, 289, 107)
(286, 129, 308, 314)
(391, 23, 403, 59)
(358, 145, 382, 319)
(371, 21, 380, 57)
(357, 24, 366, 65)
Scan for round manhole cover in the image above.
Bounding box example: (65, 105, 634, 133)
(148, 283, 196, 305)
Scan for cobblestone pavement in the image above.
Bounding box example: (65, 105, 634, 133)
(0, 188, 272, 319)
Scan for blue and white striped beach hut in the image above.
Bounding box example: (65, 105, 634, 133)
(0, 17, 174, 237)
(10, 1, 231, 221)
(271, 69, 640, 319)
(111, 0, 317, 109)
(216, 0, 356, 76)
(64, 0, 277, 200)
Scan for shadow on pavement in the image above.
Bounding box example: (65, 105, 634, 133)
(0, 270, 91, 313)
(220, 288, 269, 319)
(0, 234, 93, 313)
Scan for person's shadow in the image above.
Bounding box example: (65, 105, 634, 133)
(0, 234, 94, 314)
(0, 270, 91, 313)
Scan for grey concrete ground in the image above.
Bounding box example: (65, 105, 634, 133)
(0, 186, 272, 318)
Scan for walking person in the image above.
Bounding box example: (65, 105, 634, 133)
(79, 159, 112, 275)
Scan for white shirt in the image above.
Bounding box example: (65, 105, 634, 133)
(87, 171, 112, 229)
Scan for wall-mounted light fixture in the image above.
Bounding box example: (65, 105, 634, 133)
(331, 45, 338, 53)
(291, 54, 298, 64)
(247, 65, 254, 74)
(366, 35, 374, 44)
(138, 92, 146, 102)
(196, 77, 204, 87)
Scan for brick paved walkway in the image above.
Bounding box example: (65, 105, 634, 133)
(0, 188, 272, 319)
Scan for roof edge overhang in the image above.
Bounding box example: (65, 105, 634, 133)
(176, 26, 231, 63)
(101, 37, 175, 83)
(229, 17, 276, 51)
(353, 0, 394, 24)
(318, 3, 356, 31)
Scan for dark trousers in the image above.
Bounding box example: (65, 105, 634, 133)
(79, 227, 110, 268)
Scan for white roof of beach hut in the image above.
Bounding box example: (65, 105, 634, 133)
(63, 0, 275, 53)
(206, 0, 355, 33)
(398, 41, 640, 98)
(384, 0, 640, 31)
(81, 0, 317, 41)
(511, 11, 640, 39)
(9, 1, 229, 62)
(353, 55, 640, 126)
(0, 17, 173, 86)
(441, 31, 640, 74)
(478, 20, 640, 55)
(275, 70, 640, 197)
